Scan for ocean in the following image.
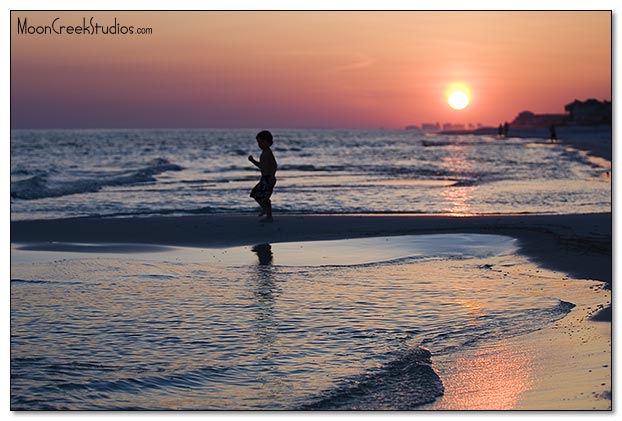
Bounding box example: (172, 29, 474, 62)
(10, 128, 611, 410)
(10, 128, 611, 220)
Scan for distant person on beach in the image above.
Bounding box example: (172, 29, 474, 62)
(498, 124, 504, 137)
(503, 122, 510, 137)
(249, 130, 278, 222)
(549, 125, 558, 142)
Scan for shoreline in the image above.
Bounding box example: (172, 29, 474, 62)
(439, 125, 612, 161)
(10, 212, 612, 410)
(11, 212, 612, 286)
(11, 212, 611, 319)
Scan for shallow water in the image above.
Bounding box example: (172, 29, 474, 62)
(11, 234, 576, 410)
(10, 129, 611, 220)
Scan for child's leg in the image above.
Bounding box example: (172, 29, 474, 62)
(265, 200, 272, 219)
(251, 187, 266, 215)
(258, 205, 266, 217)
(259, 199, 272, 222)
(252, 177, 274, 222)
(264, 178, 275, 220)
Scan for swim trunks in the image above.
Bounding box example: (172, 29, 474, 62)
(250, 175, 276, 206)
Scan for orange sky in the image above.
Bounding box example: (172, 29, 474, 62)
(11, 11, 611, 129)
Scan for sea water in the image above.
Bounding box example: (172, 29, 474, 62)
(10, 128, 610, 409)
(11, 234, 577, 410)
(10, 128, 611, 220)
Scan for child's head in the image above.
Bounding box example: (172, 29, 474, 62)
(256, 130, 273, 147)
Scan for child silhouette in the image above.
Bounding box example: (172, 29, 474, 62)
(248, 130, 278, 222)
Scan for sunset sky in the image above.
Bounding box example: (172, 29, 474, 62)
(11, 11, 611, 129)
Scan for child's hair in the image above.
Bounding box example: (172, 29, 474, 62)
(256, 130, 273, 146)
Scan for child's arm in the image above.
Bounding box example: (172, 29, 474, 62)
(249, 152, 276, 174)
(248, 155, 261, 169)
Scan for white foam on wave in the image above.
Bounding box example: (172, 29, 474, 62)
(10, 158, 183, 200)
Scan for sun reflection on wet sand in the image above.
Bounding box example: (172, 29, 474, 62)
(453, 299, 485, 326)
(432, 343, 532, 410)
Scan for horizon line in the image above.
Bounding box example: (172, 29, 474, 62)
(10, 126, 500, 131)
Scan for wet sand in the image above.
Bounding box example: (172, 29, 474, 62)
(10, 212, 612, 410)
(422, 255, 611, 410)
(11, 212, 612, 288)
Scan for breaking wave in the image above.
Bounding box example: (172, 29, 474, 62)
(300, 347, 444, 410)
(11, 158, 182, 200)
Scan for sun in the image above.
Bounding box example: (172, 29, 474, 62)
(445, 83, 472, 110)
(448, 90, 470, 110)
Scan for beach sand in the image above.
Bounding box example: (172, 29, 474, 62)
(11, 212, 612, 410)
(11, 213, 612, 289)
(422, 255, 611, 410)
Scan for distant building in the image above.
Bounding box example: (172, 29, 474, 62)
(511, 99, 611, 128)
(442, 123, 465, 131)
(421, 122, 441, 131)
(405, 125, 420, 130)
(564, 99, 612, 125)
(510, 111, 567, 128)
